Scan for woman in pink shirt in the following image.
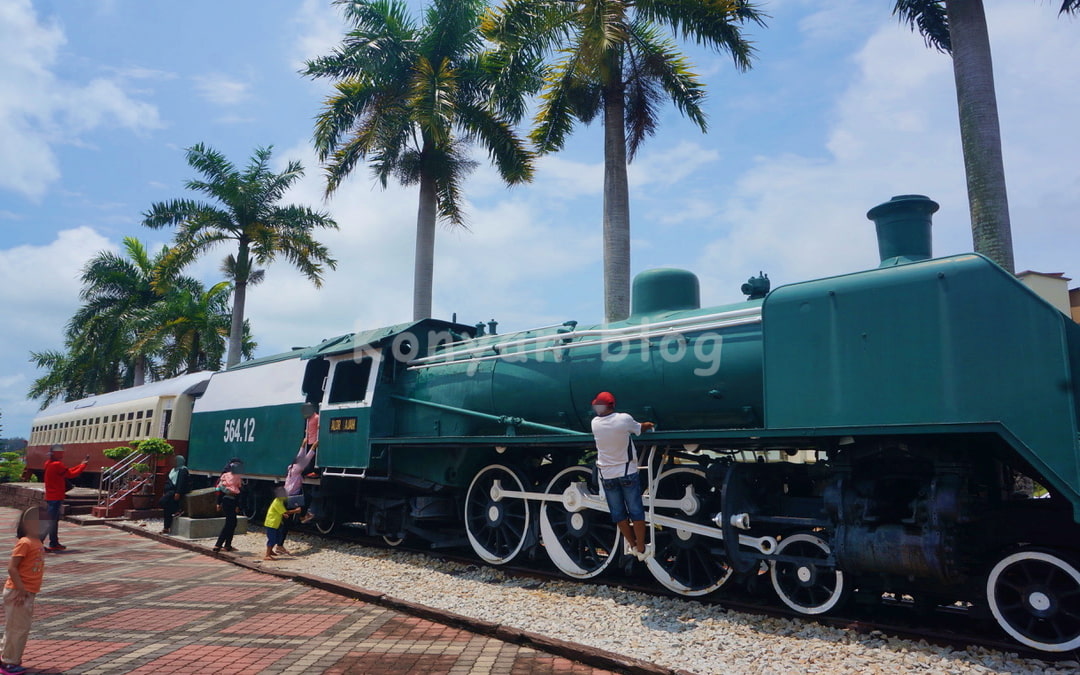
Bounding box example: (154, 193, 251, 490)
(213, 459, 242, 553)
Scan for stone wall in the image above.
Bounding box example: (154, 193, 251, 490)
(0, 483, 46, 512)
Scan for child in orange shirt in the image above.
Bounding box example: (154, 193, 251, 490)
(1, 508, 44, 675)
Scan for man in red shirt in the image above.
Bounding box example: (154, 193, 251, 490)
(40, 445, 88, 552)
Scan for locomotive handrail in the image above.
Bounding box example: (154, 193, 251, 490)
(408, 314, 763, 371)
(408, 307, 763, 366)
(390, 395, 589, 436)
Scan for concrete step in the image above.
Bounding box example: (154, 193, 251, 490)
(124, 508, 163, 520)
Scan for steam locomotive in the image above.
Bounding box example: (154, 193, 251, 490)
(28, 195, 1080, 652)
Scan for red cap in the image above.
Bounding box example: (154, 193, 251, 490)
(592, 391, 615, 406)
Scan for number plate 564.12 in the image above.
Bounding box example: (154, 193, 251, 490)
(223, 418, 256, 443)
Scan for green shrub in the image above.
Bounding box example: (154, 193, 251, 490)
(132, 438, 174, 456)
(103, 446, 136, 461)
(0, 451, 25, 483)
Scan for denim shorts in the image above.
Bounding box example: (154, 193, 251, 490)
(601, 471, 645, 523)
(267, 526, 285, 547)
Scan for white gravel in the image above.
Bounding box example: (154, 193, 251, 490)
(132, 519, 1078, 675)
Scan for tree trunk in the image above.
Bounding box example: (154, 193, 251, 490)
(132, 355, 146, 387)
(602, 64, 631, 323)
(413, 169, 438, 321)
(226, 240, 249, 368)
(946, 0, 1014, 273)
(188, 332, 200, 374)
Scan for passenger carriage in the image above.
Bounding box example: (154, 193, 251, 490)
(26, 371, 212, 478)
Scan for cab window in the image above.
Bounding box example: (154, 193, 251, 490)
(328, 358, 373, 404)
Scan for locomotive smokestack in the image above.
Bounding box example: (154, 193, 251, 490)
(866, 194, 939, 267)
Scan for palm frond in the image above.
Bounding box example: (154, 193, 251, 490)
(893, 0, 951, 53)
(456, 102, 535, 185)
(634, 0, 764, 70)
(142, 198, 217, 229)
(184, 143, 239, 194)
(410, 56, 459, 148)
(627, 21, 707, 135)
(531, 47, 591, 153)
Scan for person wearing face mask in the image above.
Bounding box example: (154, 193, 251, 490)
(159, 455, 190, 535)
(213, 459, 243, 554)
(590, 392, 655, 561)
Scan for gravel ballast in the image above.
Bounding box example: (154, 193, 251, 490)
(127, 519, 1078, 675)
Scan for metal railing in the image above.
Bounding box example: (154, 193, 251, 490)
(97, 452, 156, 513)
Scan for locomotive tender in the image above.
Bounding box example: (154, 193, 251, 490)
(31, 195, 1080, 652)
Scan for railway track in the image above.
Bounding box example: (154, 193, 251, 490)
(317, 523, 1080, 664)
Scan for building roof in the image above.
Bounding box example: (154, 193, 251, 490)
(1017, 270, 1072, 281)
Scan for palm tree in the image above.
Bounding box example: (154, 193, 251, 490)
(28, 349, 105, 409)
(132, 279, 256, 376)
(303, 0, 538, 321)
(71, 237, 183, 386)
(143, 144, 338, 367)
(484, 0, 765, 322)
(893, 1, 1079, 274)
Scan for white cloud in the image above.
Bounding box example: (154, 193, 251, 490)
(290, 0, 349, 71)
(192, 74, 251, 106)
(0, 0, 162, 200)
(629, 141, 721, 188)
(796, 0, 886, 44)
(0, 227, 116, 435)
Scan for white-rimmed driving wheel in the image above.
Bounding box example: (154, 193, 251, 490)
(465, 464, 533, 565)
(770, 533, 848, 615)
(986, 549, 1080, 652)
(540, 465, 619, 579)
(645, 467, 733, 596)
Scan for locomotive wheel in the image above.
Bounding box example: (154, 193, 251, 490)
(382, 535, 406, 547)
(240, 485, 261, 521)
(645, 467, 733, 596)
(465, 464, 533, 565)
(770, 533, 848, 615)
(313, 500, 337, 535)
(540, 465, 619, 579)
(986, 549, 1080, 652)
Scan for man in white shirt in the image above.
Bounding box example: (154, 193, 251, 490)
(591, 391, 654, 560)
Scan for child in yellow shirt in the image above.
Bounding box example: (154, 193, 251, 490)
(263, 487, 300, 561)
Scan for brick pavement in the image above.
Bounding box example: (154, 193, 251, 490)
(0, 508, 615, 675)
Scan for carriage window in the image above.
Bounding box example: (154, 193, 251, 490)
(328, 358, 373, 404)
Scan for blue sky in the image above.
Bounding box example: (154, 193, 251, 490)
(1, 0, 1078, 438)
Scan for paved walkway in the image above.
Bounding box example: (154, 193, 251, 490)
(0, 508, 614, 675)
